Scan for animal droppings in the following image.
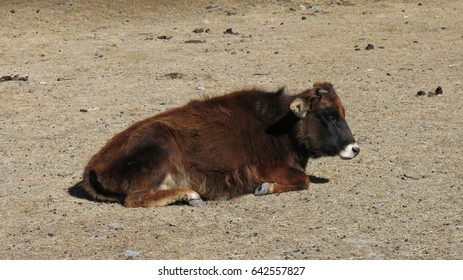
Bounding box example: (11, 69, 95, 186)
(184, 39, 205, 44)
(417, 86, 443, 97)
(435, 86, 443, 95)
(193, 28, 210, 33)
(224, 28, 239, 35)
(0, 74, 29, 82)
(164, 72, 184, 79)
(157, 35, 172, 40)
(416, 90, 426, 96)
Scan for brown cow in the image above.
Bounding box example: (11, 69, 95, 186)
(81, 82, 359, 207)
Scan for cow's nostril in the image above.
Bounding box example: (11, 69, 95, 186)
(352, 146, 360, 155)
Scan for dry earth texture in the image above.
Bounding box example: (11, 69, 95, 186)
(1, 0, 462, 259)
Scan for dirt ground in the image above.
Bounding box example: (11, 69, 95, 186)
(1, 0, 462, 260)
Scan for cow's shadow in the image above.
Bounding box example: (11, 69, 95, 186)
(68, 175, 329, 203)
(309, 175, 329, 184)
(68, 181, 92, 201)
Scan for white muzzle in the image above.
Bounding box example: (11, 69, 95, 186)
(339, 143, 360, 159)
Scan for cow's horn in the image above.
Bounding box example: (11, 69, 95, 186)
(316, 89, 328, 97)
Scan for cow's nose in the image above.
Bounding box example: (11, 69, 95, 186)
(339, 143, 360, 159)
(352, 145, 360, 156)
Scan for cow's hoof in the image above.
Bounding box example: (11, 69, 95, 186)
(255, 182, 270, 196)
(188, 199, 206, 207)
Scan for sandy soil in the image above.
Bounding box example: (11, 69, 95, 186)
(1, 0, 462, 259)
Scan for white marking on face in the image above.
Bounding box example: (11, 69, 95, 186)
(339, 143, 360, 159)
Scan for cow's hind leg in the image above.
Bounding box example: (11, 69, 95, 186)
(255, 166, 310, 196)
(125, 187, 205, 207)
(120, 123, 205, 207)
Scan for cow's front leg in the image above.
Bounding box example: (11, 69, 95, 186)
(255, 166, 310, 196)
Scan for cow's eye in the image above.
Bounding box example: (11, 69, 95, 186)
(320, 110, 338, 124)
(328, 113, 338, 122)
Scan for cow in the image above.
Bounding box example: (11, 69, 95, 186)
(81, 82, 359, 207)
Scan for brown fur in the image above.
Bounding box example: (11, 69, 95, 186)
(81, 82, 358, 207)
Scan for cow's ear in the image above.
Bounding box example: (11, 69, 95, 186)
(290, 98, 310, 118)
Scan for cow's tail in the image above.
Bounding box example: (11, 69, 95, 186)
(81, 167, 124, 203)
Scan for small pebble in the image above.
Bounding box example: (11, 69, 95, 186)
(365, 43, 375, 50)
(311, 5, 321, 12)
(124, 250, 140, 258)
(196, 85, 205, 91)
(107, 222, 121, 230)
(372, 203, 382, 209)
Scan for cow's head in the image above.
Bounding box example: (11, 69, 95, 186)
(291, 82, 360, 159)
